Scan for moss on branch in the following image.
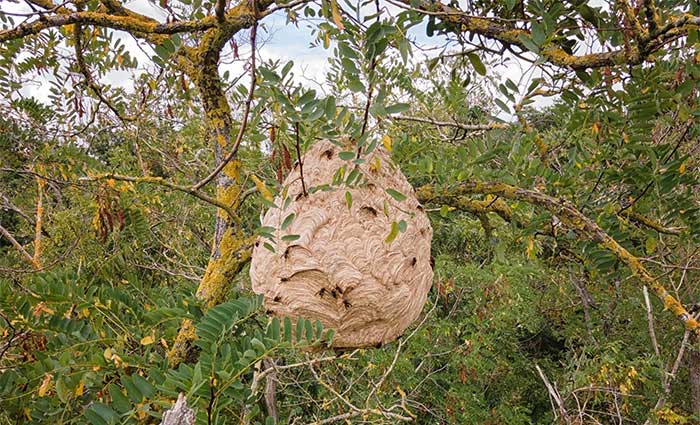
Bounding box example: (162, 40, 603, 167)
(418, 182, 700, 334)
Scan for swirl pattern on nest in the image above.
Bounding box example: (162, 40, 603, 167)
(249, 139, 433, 348)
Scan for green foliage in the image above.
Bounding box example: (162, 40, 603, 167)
(2, 0, 700, 423)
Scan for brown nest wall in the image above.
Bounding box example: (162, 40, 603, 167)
(249, 140, 433, 348)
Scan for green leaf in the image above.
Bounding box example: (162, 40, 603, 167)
(345, 191, 353, 209)
(397, 219, 407, 233)
(467, 53, 486, 76)
(55, 377, 68, 403)
(305, 319, 314, 341)
(87, 402, 119, 425)
(121, 376, 143, 403)
(281, 213, 295, 231)
(324, 329, 335, 347)
(259, 67, 281, 83)
(518, 34, 540, 53)
(296, 318, 304, 343)
(108, 384, 131, 413)
(284, 317, 293, 342)
(385, 188, 407, 202)
(494, 98, 510, 113)
(385, 222, 399, 243)
(270, 317, 280, 340)
(440, 205, 450, 218)
(347, 78, 365, 92)
(281, 234, 300, 242)
(131, 374, 155, 398)
(385, 103, 410, 114)
(339, 151, 355, 161)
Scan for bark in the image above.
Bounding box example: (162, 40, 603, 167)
(160, 393, 195, 425)
(417, 182, 700, 336)
(691, 336, 700, 416)
(263, 358, 279, 422)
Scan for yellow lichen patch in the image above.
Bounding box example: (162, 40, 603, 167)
(195, 228, 253, 308)
(167, 318, 196, 367)
(223, 160, 241, 180)
(215, 184, 241, 219)
(250, 175, 273, 201)
(216, 133, 228, 147)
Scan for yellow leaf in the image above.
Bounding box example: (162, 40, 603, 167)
(591, 122, 600, 135)
(382, 135, 392, 152)
(106, 179, 116, 187)
(38, 374, 53, 397)
(526, 235, 535, 259)
(679, 162, 686, 174)
(32, 302, 55, 318)
(251, 175, 274, 201)
(369, 157, 381, 173)
(330, 0, 344, 31)
(136, 404, 148, 420)
(140, 335, 155, 345)
(74, 381, 85, 397)
(396, 385, 406, 398)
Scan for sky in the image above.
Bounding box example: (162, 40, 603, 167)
(2, 0, 557, 118)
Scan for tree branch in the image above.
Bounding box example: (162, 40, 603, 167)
(79, 173, 237, 219)
(417, 181, 700, 335)
(390, 115, 507, 131)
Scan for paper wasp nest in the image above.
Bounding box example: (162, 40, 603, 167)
(249, 140, 433, 348)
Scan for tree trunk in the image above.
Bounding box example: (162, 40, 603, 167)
(167, 56, 252, 366)
(690, 335, 700, 416)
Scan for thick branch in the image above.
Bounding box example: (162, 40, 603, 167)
(0, 11, 217, 42)
(417, 182, 700, 334)
(399, 0, 699, 70)
(618, 210, 682, 236)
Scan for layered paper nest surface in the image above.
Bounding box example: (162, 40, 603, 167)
(250, 139, 433, 347)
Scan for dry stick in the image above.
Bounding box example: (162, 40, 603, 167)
(643, 285, 662, 358)
(356, 0, 380, 160)
(262, 358, 278, 422)
(535, 364, 571, 425)
(248, 353, 357, 398)
(33, 171, 45, 268)
(75, 23, 134, 122)
(306, 356, 413, 423)
(420, 181, 700, 334)
(644, 319, 695, 424)
(0, 223, 40, 270)
(191, 20, 258, 191)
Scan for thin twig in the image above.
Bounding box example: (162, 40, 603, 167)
(294, 122, 307, 197)
(643, 286, 661, 358)
(390, 115, 507, 131)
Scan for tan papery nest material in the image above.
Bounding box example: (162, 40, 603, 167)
(250, 139, 433, 348)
